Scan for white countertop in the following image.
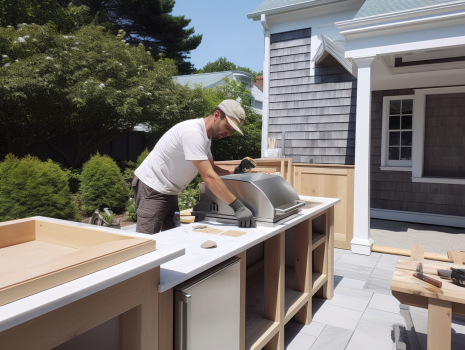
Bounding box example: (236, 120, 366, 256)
(157, 196, 340, 293)
(0, 217, 184, 333)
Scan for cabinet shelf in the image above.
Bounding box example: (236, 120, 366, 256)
(245, 318, 280, 350)
(312, 233, 326, 251)
(311, 272, 327, 296)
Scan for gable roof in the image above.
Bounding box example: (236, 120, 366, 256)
(354, 0, 460, 18)
(174, 71, 233, 89)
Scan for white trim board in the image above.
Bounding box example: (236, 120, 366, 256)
(371, 208, 465, 229)
(412, 177, 465, 185)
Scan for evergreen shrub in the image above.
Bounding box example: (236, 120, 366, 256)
(0, 155, 79, 221)
(136, 148, 150, 168)
(79, 153, 129, 215)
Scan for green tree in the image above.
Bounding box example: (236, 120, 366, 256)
(203, 79, 262, 160)
(67, 0, 202, 74)
(0, 0, 91, 32)
(79, 153, 128, 214)
(195, 57, 263, 82)
(0, 23, 186, 167)
(0, 154, 79, 221)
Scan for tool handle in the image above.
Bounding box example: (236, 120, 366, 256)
(413, 273, 442, 288)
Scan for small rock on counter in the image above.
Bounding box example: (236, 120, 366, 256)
(201, 240, 217, 249)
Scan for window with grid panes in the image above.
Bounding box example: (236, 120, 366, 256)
(387, 99, 413, 166)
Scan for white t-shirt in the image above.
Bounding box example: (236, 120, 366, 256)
(135, 118, 212, 195)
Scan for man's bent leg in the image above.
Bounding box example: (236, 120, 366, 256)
(134, 179, 174, 234)
(161, 195, 180, 231)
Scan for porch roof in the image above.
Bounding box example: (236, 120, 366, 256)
(174, 71, 233, 89)
(354, 0, 460, 19)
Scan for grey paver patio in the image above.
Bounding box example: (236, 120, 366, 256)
(283, 248, 465, 350)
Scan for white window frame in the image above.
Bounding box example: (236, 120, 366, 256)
(380, 95, 414, 171)
(412, 85, 465, 185)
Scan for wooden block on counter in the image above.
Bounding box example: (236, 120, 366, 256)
(411, 244, 424, 260)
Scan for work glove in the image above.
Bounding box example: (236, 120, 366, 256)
(229, 198, 256, 228)
(234, 157, 257, 174)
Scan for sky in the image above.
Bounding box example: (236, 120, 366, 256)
(171, 0, 265, 73)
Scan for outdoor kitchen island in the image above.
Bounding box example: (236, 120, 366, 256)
(155, 194, 339, 350)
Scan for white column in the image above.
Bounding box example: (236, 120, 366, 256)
(351, 56, 376, 255)
(261, 14, 271, 158)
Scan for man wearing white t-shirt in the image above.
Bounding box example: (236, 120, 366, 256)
(132, 99, 256, 234)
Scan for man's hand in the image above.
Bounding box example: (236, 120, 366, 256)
(234, 157, 256, 174)
(229, 198, 256, 228)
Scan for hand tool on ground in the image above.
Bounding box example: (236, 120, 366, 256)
(234, 157, 256, 174)
(413, 262, 442, 288)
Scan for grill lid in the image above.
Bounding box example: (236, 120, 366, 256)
(193, 173, 304, 223)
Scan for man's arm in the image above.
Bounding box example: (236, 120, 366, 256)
(209, 159, 234, 176)
(193, 160, 236, 204)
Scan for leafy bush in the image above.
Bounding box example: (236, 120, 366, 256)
(0, 154, 79, 221)
(136, 148, 150, 168)
(126, 198, 136, 221)
(178, 187, 199, 211)
(79, 153, 129, 215)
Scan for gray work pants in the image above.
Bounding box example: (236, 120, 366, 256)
(131, 177, 179, 234)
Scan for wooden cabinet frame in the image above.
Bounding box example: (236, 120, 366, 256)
(0, 267, 160, 350)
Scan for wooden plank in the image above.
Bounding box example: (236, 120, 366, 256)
(299, 168, 348, 176)
(392, 291, 428, 309)
(447, 251, 465, 264)
(410, 244, 424, 260)
(246, 260, 264, 277)
(158, 288, 173, 350)
(391, 257, 465, 304)
(293, 163, 354, 169)
(237, 250, 247, 350)
(35, 220, 132, 249)
(245, 320, 280, 350)
(373, 245, 451, 262)
(312, 233, 326, 251)
(427, 298, 452, 350)
(311, 273, 328, 296)
(120, 305, 142, 350)
(0, 238, 155, 307)
(0, 218, 35, 248)
(345, 168, 355, 250)
(264, 232, 285, 323)
(324, 207, 335, 299)
(141, 267, 159, 350)
(294, 218, 312, 324)
(0, 241, 77, 271)
(0, 269, 149, 350)
(263, 327, 284, 350)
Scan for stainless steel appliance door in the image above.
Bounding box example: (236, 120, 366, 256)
(175, 258, 240, 350)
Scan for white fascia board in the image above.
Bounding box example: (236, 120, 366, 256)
(313, 34, 354, 74)
(344, 24, 465, 58)
(248, 0, 364, 21)
(336, 1, 465, 39)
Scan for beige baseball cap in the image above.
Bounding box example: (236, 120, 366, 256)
(217, 99, 245, 135)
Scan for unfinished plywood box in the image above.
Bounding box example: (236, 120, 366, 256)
(215, 158, 294, 186)
(0, 218, 156, 306)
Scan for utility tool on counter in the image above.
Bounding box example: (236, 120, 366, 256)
(234, 157, 256, 174)
(413, 262, 442, 288)
(437, 268, 465, 287)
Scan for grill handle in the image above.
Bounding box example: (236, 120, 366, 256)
(274, 200, 305, 215)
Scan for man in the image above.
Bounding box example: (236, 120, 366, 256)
(132, 99, 256, 234)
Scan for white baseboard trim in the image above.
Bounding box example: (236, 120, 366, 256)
(350, 237, 374, 256)
(371, 208, 465, 228)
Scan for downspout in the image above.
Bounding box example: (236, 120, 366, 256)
(261, 14, 271, 158)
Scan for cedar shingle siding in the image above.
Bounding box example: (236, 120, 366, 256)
(371, 90, 465, 216)
(423, 93, 465, 178)
(268, 28, 357, 164)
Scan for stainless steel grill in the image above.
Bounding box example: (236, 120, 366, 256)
(192, 173, 305, 227)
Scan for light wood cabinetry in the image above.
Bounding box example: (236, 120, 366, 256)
(245, 208, 334, 350)
(293, 164, 354, 250)
(215, 158, 293, 186)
